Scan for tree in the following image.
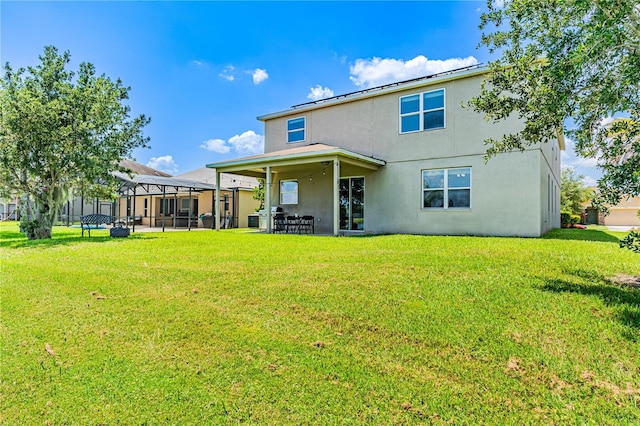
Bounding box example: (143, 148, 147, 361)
(468, 0, 640, 206)
(252, 178, 265, 211)
(560, 167, 592, 214)
(0, 46, 150, 239)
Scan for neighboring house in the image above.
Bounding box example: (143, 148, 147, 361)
(0, 195, 19, 220)
(56, 160, 260, 230)
(58, 160, 173, 224)
(209, 65, 563, 236)
(115, 167, 260, 229)
(585, 196, 640, 227)
(175, 168, 260, 228)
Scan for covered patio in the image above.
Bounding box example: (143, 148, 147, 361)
(207, 144, 385, 236)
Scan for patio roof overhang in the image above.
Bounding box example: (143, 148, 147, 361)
(206, 144, 386, 236)
(205, 143, 386, 176)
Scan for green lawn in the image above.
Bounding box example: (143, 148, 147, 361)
(1, 222, 638, 424)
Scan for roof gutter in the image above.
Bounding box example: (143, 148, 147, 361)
(257, 65, 489, 121)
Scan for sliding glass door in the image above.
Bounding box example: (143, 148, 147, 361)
(339, 177, 365, 231)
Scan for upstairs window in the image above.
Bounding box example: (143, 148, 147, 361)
(422, 167, 471, 209)
(287, 117, 306, 143)
(400, 88, 445, 133)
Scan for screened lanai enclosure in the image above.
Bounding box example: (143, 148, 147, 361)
(57, 172, 254, 232)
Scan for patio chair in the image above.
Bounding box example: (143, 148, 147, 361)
(273, 215, 287, 233)
(298, 216, 314, 234)
(286, 216, 299, 234)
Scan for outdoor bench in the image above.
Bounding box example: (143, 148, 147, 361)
(79, 214, 115, 237)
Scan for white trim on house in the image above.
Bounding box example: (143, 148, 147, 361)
(399, 88, 446, 134)
(421, 167, 472, 210)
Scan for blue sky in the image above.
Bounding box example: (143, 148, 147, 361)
(2, 0, 598, 184)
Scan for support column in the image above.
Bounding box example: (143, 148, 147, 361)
(265, 166, 272, 233)
(162, 186, 166, 232)
(132, 186, 137, 233)
(215, 171, 221, 231)
(147, 191, 156, 228)
(188, 188, 192, 231)
(333, 159, 340, 236)
(173, 193, 177, 229)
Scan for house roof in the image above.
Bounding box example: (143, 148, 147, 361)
(206, 143, 386, 177)
(257, 64, 487, 121)
(119, 159, 172, 177)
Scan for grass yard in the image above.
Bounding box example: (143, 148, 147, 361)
(1, 222, 639, 424)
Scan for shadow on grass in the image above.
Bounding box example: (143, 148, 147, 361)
(539, 274, 640, 339)
(0, 230, 152, 249)
(541, 228, 622, 243)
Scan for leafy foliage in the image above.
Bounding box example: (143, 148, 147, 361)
(252, 178, 265, 210)
(620, 230, 640, 252)
(469, 0, 640, 205)
(0, 46, 150, 239)
(561, 167, 592, 215)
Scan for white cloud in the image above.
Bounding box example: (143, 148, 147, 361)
(221, 66, 268, 85)
(307, 85, 334, 101)
(200, 131, 264, 156)
(219, 65, 236, 81)
(252, 68, 269, 85)
(200, 138, 231, 154)
(561, 137, 599, 168)
(349, 55, 479, 89)
(560, 137, 601, 187)
(562, 165, 598, 188)
(493, 0, 505, 8)
(147, 155, 179, 174)
(228, 130, 264, 154)
(331, 51, 347, 64)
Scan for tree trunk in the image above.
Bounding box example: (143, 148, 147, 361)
(23, 200, 56, 240)
(31, 213, 54, 239)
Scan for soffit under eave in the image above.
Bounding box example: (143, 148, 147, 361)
(212, 153, 383, 177)
(556, 129, 566, 150)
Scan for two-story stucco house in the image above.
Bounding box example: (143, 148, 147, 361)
(208, 65, 563, 236)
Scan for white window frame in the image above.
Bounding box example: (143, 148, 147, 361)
(287, 116, 306, 143)
(422, 167, 471, 210)
(399, 88, 446, 134)
(280, 180, 298, 205)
